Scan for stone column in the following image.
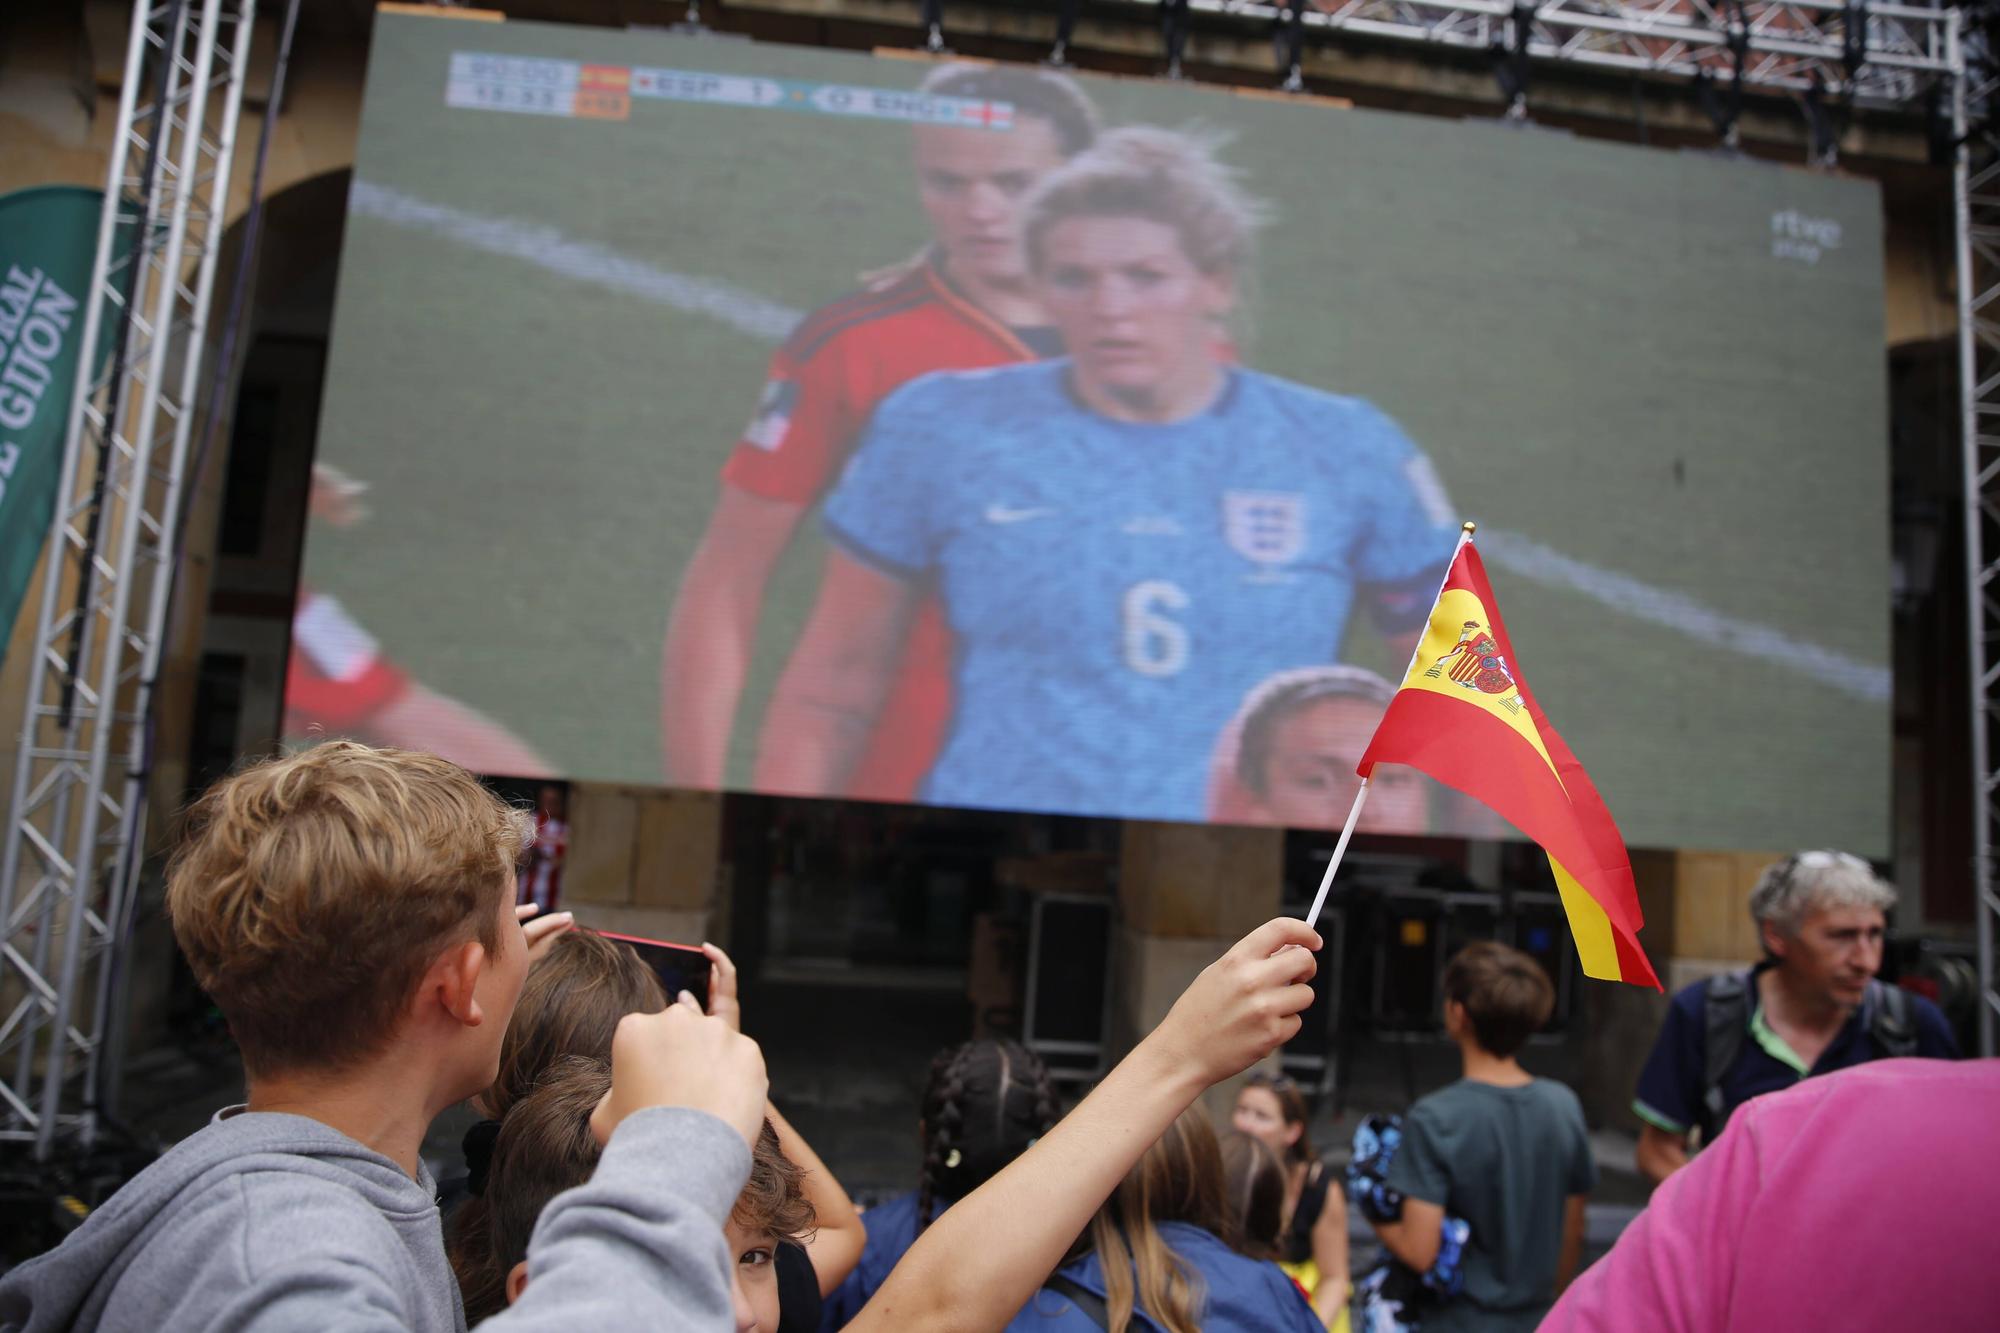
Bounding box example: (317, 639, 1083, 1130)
(1113, 820, 1285, 1120)
(562, 783, 724, 946)
(1574, 848, 1777, 1134)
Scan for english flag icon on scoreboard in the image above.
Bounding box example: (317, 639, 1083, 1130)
(954, 99, 1014, 129)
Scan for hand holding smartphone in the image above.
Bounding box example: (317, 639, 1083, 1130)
(596, 930, 712, 1013)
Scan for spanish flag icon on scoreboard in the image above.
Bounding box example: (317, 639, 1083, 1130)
(1359, 537, 1662, 989)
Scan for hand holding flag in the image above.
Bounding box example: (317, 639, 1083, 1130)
(1310, 525, 1660, 989)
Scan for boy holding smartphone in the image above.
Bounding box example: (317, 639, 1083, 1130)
(0, 742, 765, 1332)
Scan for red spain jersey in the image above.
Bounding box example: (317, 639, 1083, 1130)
(721, 260, 1038, 802)
(284, 590, 412, 731)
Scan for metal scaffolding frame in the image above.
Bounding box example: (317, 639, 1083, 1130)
(1178, 0, 1955, 102)
(0, 0, 1990, 1167)
(1953, 10, 2000, 1056)
(0, 0, 257, 1159)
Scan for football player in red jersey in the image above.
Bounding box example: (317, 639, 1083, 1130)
(659, 62, 1101, 797)
(286, 465, 552, 778)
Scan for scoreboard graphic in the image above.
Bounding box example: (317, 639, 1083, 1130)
(444, 52, 1017, 129)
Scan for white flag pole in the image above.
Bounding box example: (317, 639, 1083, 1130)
(1303, 520, 1478, 934)
(1303, 777, 1370, 931)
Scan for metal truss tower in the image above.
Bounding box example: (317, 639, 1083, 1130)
(1170, 0, 1955, 100)
(1954, 9, 2000, 1057)
(0, 0, 257, 1159)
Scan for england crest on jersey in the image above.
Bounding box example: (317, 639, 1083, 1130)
(1223, 491, 1308, 567)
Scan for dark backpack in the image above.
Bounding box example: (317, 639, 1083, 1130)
(1698, 968, 1916, 1140)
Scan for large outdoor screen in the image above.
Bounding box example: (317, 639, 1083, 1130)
(292, 11, 1892, 854)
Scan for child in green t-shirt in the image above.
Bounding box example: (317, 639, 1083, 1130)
(1369, 942, 1597, 1333)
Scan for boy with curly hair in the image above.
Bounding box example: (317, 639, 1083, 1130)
(480, 1057, 814, 1330)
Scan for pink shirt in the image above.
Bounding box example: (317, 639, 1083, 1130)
(1543, 1058, 1997, 1332)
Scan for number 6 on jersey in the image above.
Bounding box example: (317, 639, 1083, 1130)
(1122, 580, 1190, 678)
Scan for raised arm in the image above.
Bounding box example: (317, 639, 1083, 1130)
(661, 488, 809, 788)
(752, 549, 920, 797)
(699, 942, 865, 1297)
(849, 918, 1323, 1333)
(767, 1101, 866, 1297)
(491, 1001, 770, 1332)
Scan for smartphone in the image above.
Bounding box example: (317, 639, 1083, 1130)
(596, 930, 712, 1013)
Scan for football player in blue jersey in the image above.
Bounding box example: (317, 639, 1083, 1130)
(1211, 665, 1436, 834)
(755, 127, 1458, 821)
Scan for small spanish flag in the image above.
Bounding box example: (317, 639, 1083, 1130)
(1359, 535, 1661, 989)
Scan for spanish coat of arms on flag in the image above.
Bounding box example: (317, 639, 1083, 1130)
(1358, 537, 1660, 989)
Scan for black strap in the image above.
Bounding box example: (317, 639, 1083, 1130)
(1704, 972, 1919, 1140)
(1044, 1272, 1111, 1330)
(1867, 979, 1918, 1056)
(1699, 968, 1753, 1140)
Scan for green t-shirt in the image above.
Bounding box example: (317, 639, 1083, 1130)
(1382, 1077, 1597, 1333)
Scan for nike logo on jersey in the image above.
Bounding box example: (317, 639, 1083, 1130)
(985, 504, 1057, 525)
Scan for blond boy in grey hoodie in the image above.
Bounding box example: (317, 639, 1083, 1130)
(0, 743, 766, 1333)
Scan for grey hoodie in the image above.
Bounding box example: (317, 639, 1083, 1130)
(0, 1103, 748, 1332)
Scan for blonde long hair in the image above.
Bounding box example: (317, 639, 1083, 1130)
(1086, 1105, 1231, 1333)
(1021, 125, 1267, 281)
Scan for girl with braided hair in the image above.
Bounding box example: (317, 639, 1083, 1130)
(820, 1039, 1058, 1327)
(915, 1039, 1064, 1236)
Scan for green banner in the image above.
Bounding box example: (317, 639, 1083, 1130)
(0, 186, 118, 661)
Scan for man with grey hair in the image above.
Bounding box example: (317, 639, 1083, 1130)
(1631, 851, 1957, 1185)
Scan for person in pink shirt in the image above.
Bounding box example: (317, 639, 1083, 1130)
(1543, 1057, 1999, 1332)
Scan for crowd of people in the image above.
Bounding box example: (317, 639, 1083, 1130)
(13, 12, 1989, 1333)
(0, 743, 1321, 1332)
(0, 741, 1991, 1332)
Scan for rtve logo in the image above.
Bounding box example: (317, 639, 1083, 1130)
(1771, 209, 1842, 265)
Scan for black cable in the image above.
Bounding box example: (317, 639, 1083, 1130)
(1162, 0, 1191, 78)
(166, 0, 303, 590)
(1050, 0, 1080, 64)
(1492, 2, 1536, 116)
(1277, 0, 1306, 90)
(1724, 1, 1748, 145)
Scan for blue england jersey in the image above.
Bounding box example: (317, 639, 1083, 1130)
(822, 360, 1457, 821)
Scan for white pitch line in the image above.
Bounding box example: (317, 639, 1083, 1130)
(348, 180, 805, 343)
(1480, 528, 1891, 703)
(346, 180, 1893, 705)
